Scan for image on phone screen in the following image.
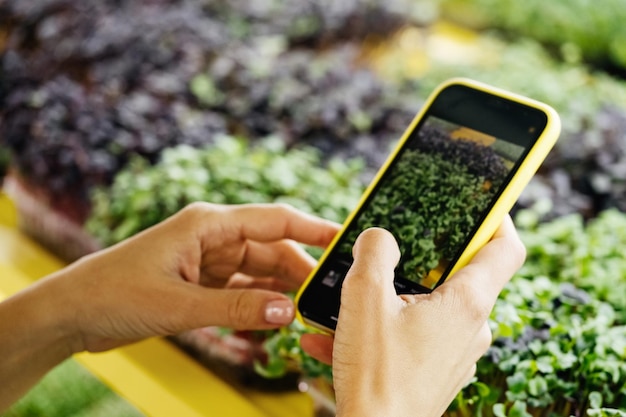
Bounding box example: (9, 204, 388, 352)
(333, 117, 524, 291)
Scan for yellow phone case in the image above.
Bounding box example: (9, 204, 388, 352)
(295, 77, 561, 332)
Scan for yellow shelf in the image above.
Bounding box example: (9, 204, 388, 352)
(0, 195, 314, 417)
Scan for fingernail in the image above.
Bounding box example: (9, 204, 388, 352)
(265, 299, 294, 325)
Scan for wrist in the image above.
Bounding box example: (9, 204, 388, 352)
(36, 271, 85, 355)
(2, 273, 78, 356)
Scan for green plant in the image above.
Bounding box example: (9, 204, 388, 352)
(254, 320, 333, 383)
(86, 135, 365, 247)
(440, 0, 626, 71)
(1, 359, 143, 417)
(449, 207, 626, 417)
(516, 206, 626, 318)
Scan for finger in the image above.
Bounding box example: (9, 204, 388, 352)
(226, 203, 341, 247)
(470, 214, 526, 271)
(442, 215, 525, 310)
(226, 273, 297, 292)
(300, 333, 334, 365)
(342, 227, 401, 300)
(181, 287, 297, 330)
(237, 240, 318, 286)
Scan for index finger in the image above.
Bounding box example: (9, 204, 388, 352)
(441, 215, 526, 306)
(214, 203, 341, 247)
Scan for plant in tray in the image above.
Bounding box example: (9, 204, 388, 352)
(188, 43, 419, 171)
(86, 135, 364, 247)
(446, 208, 626, 417)
(0, 0, 421, 246)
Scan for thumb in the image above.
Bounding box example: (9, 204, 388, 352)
(334, 228, 401, 353)
(186, 287, 296, 330)
(300, 333, 334, 365)
(342, 227, 401, 304)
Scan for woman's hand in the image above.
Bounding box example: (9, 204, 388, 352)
(0, 202, 341, 413)
(52, 202, 340, 353)
(301, 216, 525, 417)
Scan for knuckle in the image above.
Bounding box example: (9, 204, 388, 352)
(273, 202, 298, 217)
(227, 291, 254, 328)
(500, 227, 527, 270)
(512, 237, 527, 269)
(444, 281, 492, 323)
(476, 322, 494, 354)
(181, 201, 215, 217)
(465, 293, 493, 323)
(175, 202, 222, 229)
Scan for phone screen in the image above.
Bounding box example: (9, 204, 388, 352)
(297, 83, 549, 331)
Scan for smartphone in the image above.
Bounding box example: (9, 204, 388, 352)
(295, 78, 561, 333)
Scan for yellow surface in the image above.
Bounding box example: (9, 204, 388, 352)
(0, 194, 314, 417)
(0, 193, 17, 228)
(364, 21, 485, 81)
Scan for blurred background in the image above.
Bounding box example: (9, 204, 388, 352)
(1, 1, 625, 416)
